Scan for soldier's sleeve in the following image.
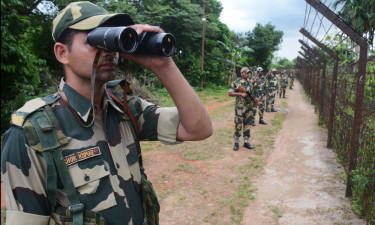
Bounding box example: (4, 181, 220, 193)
(136, 98, 180, 144)
(1, 126, 50, 225)
(229, 81, 237, 93)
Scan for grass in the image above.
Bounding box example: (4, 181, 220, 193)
(1, 208, 5, 225)
(151, 85, 230, 107)
(269, 205, 285, 219)
(175, 163, 198, 174)
(270, 113, 285, 130)
(280, 101, 288, 107)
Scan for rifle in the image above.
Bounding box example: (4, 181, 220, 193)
(236, 85, 261, 105)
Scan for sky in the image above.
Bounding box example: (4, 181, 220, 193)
(217, 0, 308, 61)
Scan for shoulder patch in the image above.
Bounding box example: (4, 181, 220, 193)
(11, 93, 60, 127)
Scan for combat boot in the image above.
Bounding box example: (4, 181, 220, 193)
(251, 122, 256, 126)
(259, 119, 268, 125)
(266, 108, 270, 112)
(233, 143, 239, 151)
(271, 107, 277, 112)
(243, 143, 254, 150)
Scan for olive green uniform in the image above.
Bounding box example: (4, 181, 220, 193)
(252, 76, 267, 121)
(229, 78, 254, 139)
(280, 73, 288, 98)
(289, 72, 295, 89)
(266, 73, 279, 111)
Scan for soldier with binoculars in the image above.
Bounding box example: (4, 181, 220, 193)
(1, 2, 212, 225)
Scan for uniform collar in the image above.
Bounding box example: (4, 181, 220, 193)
(104, 89, 124, 114)
(59, 78, 124, 122)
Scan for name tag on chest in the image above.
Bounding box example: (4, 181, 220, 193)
(64, 147, 102, 166)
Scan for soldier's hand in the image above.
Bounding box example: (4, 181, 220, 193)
(240, 93, 247, 98)
(120, 24, 172, 72)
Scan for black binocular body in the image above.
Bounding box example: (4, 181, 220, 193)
(87, 26, 176, 57)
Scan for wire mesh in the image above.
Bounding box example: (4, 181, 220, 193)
(298, 0, 374, 223)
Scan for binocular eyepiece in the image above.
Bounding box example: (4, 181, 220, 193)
(87, 26, 176, 57)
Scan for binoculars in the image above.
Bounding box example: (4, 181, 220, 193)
(87, 26, 176, 57)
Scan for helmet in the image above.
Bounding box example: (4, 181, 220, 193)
(271, 68, 277, 72)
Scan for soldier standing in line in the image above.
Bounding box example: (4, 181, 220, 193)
(280, 70, 288, 98)
(266, 68, 279, 112)
(252, 67, 268, 125)
(228, 67, 257, 151)
(289, 69, 295, 89)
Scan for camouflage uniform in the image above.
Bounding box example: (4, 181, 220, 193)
(1, 79, 180, 224)
(229, 78, 254, 139)
(280, 73, 288, 98)
(267, 72, 279, 111)
(252, 76, 267, 122)
(289, 72, 295, 89)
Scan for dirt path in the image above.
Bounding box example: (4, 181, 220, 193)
(242, 82, 365, 225)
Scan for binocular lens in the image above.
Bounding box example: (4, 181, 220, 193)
(137, 33, 176, 57)
(87, 26, 138, 53)
(118, 28, 138, 53)
(160, 34, 176, 57)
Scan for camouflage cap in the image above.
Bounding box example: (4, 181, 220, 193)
(240, 67, 250, 74)
(271, 68, 277, 72)
(256, 67, 263, 72)
(52, 1, 135, 42)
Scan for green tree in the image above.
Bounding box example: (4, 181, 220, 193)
(271, 57, 295, 70)
(1, 0, 48, 134)
(245, 23, 283, 70)
(333, 0, 375, 46)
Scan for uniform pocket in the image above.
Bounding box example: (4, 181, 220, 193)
(67, 156, 117, 211)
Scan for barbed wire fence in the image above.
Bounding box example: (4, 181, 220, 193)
(296, 0, 374, 223)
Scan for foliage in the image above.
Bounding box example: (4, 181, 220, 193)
(351, 166, 375, 221)
(217, 33, 251, 85)
(1, 0, 48, 134)
(365, 58, 375, 99)
(333, 0, 375, 46)
(245, 23, 284, 71)
(271, 57, 295, 70)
